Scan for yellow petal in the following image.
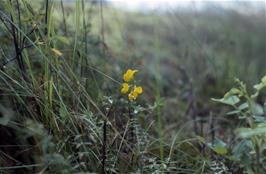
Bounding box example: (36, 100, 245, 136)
(134, 86, 143, 94)
(128, 91, 137, 101)
(123, 69, 138, 82)
(51, 48, 63, 56)
(121, 83, 129, 94)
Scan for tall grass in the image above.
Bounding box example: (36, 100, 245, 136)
(0, 0, 265, 173)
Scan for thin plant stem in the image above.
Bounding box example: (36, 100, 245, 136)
(44, 0, 49, 35)
(60, 0, 67, 35)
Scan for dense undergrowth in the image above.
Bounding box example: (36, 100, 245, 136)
(0, 0, 265, 173)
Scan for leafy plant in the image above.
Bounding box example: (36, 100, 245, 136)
(212, 75, 266, 173)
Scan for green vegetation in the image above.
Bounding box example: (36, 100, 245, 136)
(211, 76, 266, 173)
(0, 0, 265, 173)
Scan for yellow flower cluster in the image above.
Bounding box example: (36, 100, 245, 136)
(121, 69, 143, 101)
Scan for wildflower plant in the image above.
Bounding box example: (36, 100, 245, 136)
(100, 69, 146, 173)
(211, 75, 266, 173)
(121, 69, 143, 101)
(118, 69, 145, 162)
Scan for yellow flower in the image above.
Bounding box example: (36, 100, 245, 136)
(133, 86, 143, 94)
(123, 69, 138, 82)
(128, 86, 143, 101)
(128, 91, 138, 101)
(121, 83, 129, 94)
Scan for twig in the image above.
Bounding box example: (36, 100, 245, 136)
(102, 104, 113, 174)
(21, 24, 38, 47)
(102, 120, 107, 174)
(15, 0, 22, 46)
(44, 0, 49, 35)
(9, 0, 27, 80)
(128, 105, 135, 146)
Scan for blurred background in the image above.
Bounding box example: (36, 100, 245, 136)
(88, 0, 266, 137)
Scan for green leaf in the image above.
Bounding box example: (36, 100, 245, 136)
(227, 110, 241, 115)
(262, 75, 266, 84)
(254, 83, 265, 91)
(211, 139, 228, 155)
(254, 115, 266, 123)
(231, 140, 253, 161)
(263, 101, 266, 115)
(224, 88, 241, 98)
(212, 95, 240, 106)
(238, 102, 249, 110)
(251, 103, 264, 115)
(227, 102, 249, 115)
(237, 125, 266, 138)
(253, 75, 266, 91)
(213, 146, 228, 155)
